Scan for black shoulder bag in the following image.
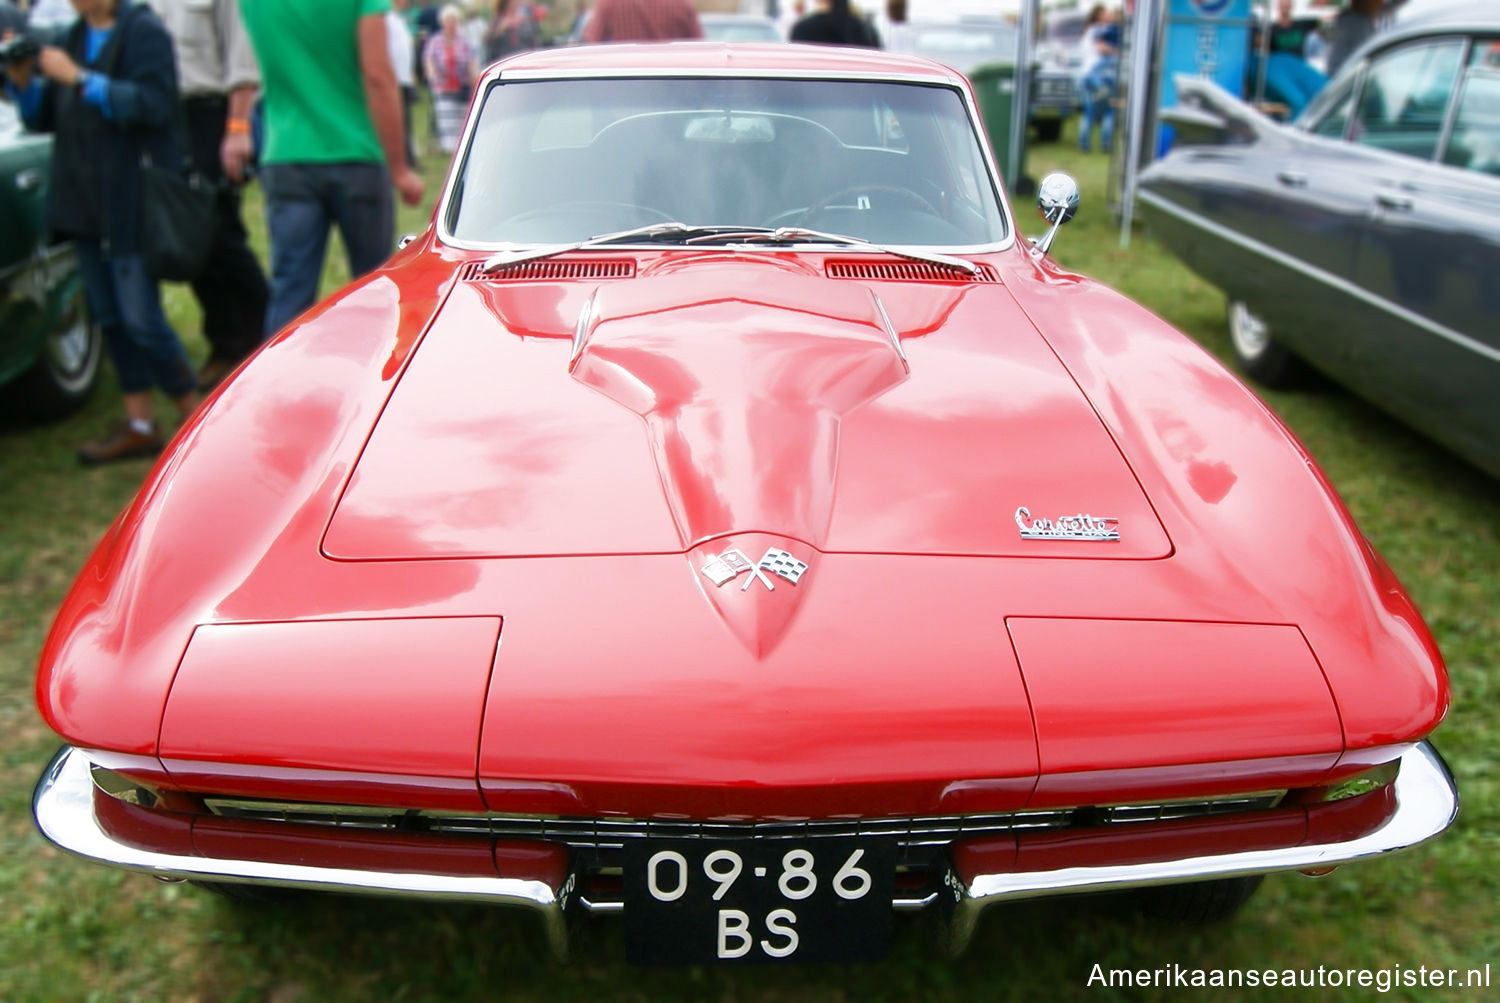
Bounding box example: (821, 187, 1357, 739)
(101, 14, 218, 282)
(138, 143, 218, 282)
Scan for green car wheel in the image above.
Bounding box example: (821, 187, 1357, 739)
(8, 279, 103, 420)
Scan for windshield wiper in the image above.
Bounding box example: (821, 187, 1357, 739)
(482, 223, 762, 272)
(682, 226, 980, 275)
(482, 223, 979, 275)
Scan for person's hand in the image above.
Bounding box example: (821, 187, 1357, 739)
(393, 166, 424, 207)
(221, 129, 253, 184)
(37, 46, 82, 87)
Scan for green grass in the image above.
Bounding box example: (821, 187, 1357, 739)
(1, 124, 1495, 1002)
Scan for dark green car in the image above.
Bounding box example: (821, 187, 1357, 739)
(0, 98, 101, 420)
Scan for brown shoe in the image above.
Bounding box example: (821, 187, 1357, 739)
(197, 359, 237, 392)
(78, 420, 164, 466)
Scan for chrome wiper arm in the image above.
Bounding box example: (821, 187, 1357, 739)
(682, 225, 863, 247)
(679, 226, 779, 244)
(481, 243, 586, 272)
(694, 226, 980, 275)
(481, 221, 701, 272)
(482, 223, 980, 276)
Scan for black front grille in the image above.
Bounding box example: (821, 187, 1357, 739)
(485, 813, 1068, 870)
(460, 259, 636, 282)
(203, 795, 1282, 871)
(825, 260, 999, 283)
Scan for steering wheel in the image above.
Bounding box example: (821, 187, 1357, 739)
(802, 185, 942, 221)
(500, 201, 675, 230)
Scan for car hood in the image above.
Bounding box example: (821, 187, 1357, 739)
(324, 257, 1170, 561)
(37, 249, 1446, 813)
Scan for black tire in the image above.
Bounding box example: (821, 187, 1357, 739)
(1034, 118, 1063, 143)
(10, 282, 103, 420)
(1134, 875, 1264, 925)
(1227, 299, 1303, 389)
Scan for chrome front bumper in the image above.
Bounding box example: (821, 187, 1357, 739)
(34, 742, 1458, 958)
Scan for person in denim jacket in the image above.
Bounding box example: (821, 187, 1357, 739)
(1077, 4, 1119, 154)
(4, 0, 200, 464)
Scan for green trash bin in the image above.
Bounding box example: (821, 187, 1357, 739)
(970, 61, 1026, 195)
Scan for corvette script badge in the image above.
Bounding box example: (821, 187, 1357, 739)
(1015, 506, 1120, 542)
(701, 548, 809, 591)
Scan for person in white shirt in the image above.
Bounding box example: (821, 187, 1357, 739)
(1075, 3, 1108, 86)
(155, 0, 269, 389)
(1076, 4, 1120, 153)
(387, 0, 417, 167)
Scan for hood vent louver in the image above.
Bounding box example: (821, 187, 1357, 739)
(825, 260, 998, 283)
(462, 259, 637, 282)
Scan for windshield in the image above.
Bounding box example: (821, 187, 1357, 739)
(446, 77, 1008, 247)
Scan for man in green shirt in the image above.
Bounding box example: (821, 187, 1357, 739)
(240, 0, 424, 336)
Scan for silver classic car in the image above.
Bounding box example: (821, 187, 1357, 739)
(1138, 2, 1500, 478)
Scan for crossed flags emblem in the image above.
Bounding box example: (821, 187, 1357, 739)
(700, 547, 809, 591)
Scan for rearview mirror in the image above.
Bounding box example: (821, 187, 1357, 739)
(1033, 172, 1079, 256)
(684, 115, 775, 144)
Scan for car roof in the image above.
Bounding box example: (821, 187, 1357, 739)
(491, 41, 964, 81)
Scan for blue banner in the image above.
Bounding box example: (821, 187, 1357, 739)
(1160, 0, 1253, 150)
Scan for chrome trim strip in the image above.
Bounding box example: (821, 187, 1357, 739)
(895, 891, 941, 911)
(433, 67, 1016, 255)
(0, 242, 77, 290)
(33, 748, 569, 956)
(945, 742, 1456, 954)
(1432, 36, 1471, 171)
(456, 238, 1009, 258)
(497, 67, 966, 85)
(578, 896, 623, 913)
(871, 293, 909, 372)
(1136, 188, 1500, 365)
(570, 291, 597, 367)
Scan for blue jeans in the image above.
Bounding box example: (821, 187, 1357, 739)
(1079, 57, 1118, 152)
(1262, 53, 1327, 119)
(260, 162, 394, 337)
(75, 241, 196, 397)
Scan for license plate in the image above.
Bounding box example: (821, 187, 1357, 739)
(623, 838, 895, 965)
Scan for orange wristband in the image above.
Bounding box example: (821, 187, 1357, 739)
(226, 118, 251, 136)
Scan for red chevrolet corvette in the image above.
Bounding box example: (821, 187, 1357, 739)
(33, 44, 1455, 965)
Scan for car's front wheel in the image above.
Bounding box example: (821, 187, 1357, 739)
(1227, 299, 1303, 388)
(12, 283, 103, 420)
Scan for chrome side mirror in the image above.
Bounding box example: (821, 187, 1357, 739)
(1033, 172, 1079, 257)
